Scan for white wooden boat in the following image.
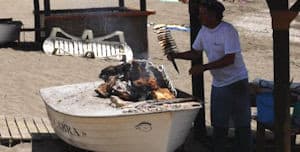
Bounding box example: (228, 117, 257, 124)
(40, 81, 201, 152)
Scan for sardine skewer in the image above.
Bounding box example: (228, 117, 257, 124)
(154, 25, 180, 73)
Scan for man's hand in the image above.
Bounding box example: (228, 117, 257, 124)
(166, 52, 177, 61)
(179, 0, 189, 4)
(189, 64, 206, 75)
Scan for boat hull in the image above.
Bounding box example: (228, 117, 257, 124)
(40, 81, 201, 152)
(46, 105, 199, 152)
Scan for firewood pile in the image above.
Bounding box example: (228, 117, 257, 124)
(95, 60, 177, 102)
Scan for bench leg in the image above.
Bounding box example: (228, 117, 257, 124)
(256, 122, 266, 152)
(291, 135, 296, 152)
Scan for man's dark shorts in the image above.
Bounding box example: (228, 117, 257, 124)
(211, 79, 251, 128)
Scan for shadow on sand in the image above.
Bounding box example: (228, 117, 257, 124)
(0, 42, 41, 51)
(31, 133, 90, 152)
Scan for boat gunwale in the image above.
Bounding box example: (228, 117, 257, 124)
(43, 98, 201, 118)
(40, 81, 202, 118)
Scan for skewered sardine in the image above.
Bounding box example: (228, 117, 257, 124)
(154, 24, 180, 73)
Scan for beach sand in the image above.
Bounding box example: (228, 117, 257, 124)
(0, 0, 299, 151)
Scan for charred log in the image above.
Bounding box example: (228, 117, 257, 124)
(99, 63, 131, 82)
(95, 76, 117, 97)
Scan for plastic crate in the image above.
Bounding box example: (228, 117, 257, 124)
(256, 92, 274, 124)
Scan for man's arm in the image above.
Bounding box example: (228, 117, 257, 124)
(204, 53, 235, 70)
(189, 53, 235, 75)
(179, 0, 189, 4)
(168, 50, 202, 61)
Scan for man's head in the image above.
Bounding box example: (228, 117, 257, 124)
(198, 1, 225, 27)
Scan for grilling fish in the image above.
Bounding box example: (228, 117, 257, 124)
(154, 24, 180, 73)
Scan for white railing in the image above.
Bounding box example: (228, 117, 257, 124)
(42, 27, 133, 62)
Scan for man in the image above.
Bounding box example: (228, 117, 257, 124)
(167, 1, 252, 152)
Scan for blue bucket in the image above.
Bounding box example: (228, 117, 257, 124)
(292, 102, 300, 126)
(256, 92, 274, 124)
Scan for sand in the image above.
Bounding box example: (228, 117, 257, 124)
(0, 0, 299, 151)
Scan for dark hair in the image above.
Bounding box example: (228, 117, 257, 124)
(199, 0, 225, 20)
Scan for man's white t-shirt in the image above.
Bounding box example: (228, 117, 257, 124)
(192, 21, 248, 87)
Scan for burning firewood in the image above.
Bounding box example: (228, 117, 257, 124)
(96, 60, 177, 102)
(95, 76, 117, 97)
(132, 76, 159, 90)
(99, 63, 131, 82)
(111, 80, 132, 101)
(152, 88, 175, 100)
(95, 83, 111, 97)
